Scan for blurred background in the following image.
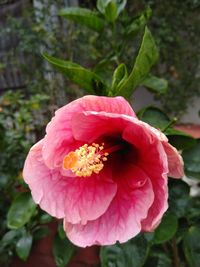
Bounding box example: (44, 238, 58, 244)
(0, 0, 200, 267)
(1, 0, 200, 119)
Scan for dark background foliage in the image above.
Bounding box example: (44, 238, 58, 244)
(0, 0, 200, 267)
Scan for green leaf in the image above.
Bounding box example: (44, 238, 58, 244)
(1, 230, 20, 247)
(144, 232, 155, 244)
(182, 139, 200, 179)
(43, 53, 107, 95)
(187, 198, 200, 222)
(153, 213, 178, 244)
(125, 7, 152, 36)
(53, 233, 75, 267)
(111, 63, 128, 94)
(16, 232, 33, 261)
(39, 213, 53, 224)
(184, 170, 200, 180)
(183, 225, 200, 267)
(97, 0, 126, 19)
(104, 1, 118, 22)
(116, 0, 127, 15)
(33, 226, 50, 240)
(137, 106, 170, 130)
(166, 128, 196, 150)
(144, 251, 172, 267)
(59, 7, 105, 32)
(7, 192, 36, 229)
(176, 219, 189, 243)
(116, 26, 159, 98)
(100, 234, 149, 267)
(141, 75, 168, 94)
(58, 222, 66, 240)
(97, 0, 108, 14)
(168, 179, 190, 218)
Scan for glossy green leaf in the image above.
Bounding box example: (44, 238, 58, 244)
(16, 232, 33, 261)
(100, 234, 149, 267)
(184, 170, 200, 180)
(39, 213, 53, 224)
(7, 192, 36, 229)
(176, 219, 189, 243)
(144, 251, 172, 267)
(59, 7, 105, 32)
(53, 233, 75, 267)
(187, 198, 200, 222)
(137, 106, 170, 130)
(104, 1, 118, 22)
(97, 0, 126, 20)
(43, 53, 107, 95)
(183, 226, 200, 267)
(156, 254, 172, 267)
(116, 0, 127, 15)
(111, 63, 128, 94)
(58, 222, 66, 240)
(116, 26, 159, 98)
(182, 139, 200, 179)
(168, 179, 190, 218)
(166, 128, 196, 150)
(33, 226, 50, 240)
(126, 7, 152, 36)
(97, 0, 108, 14)
(144, 232, 155, 244)
(1, 230, 20, 247)
(141, 75, 168, 94)
(153, 213, 178, 244)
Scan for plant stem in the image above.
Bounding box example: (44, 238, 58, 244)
(172, 237, 180, 267)
(162, 243, 170, 254)
(161, 117, 177, 132)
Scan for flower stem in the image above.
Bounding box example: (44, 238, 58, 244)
(172, 237, 180, 267)
(161, 117, 177, 132)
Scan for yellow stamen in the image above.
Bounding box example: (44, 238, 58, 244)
(63, 143, 109, 177)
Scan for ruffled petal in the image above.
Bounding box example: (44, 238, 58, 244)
(71, 111, 131, 143)
(64, 164, 154, 247)
(123, 124, 169, 232)
(80, 95, 136, 116)
(71, 111, 169, 230)
(62, 166, 117, 224)
(23, 140, 68, 218)
(141, 174, 168, 231)
(23, 140, 117, 222)
(138, 122, 184, 179)
(42, 96, 136, 169)
(162, 142, 184, 178)
(42, 100, 83, 169)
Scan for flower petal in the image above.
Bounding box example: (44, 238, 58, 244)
(70, 107, 170, 229)
(23, 140, 117, 222)
(71, 109, 170, 232)
(162, 142, 184, 178)
(42, 96, 136, 169)
(62, 167, 117, 224)
(137, 123, 184, 179)
(79, 95, 136, 117)
(23, 140, 68, 218)
(123, 123, 169, 232)
(71, 111, 130, 143)
(141, 175, 168, 231)
(64, 164, 154, 247)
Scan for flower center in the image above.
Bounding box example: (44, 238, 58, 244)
(63, 143, 109, 177)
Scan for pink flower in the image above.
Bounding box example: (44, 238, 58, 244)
(23, 96, 183, 247)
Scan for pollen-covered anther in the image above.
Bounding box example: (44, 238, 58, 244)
(63, 143, 109, 177)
